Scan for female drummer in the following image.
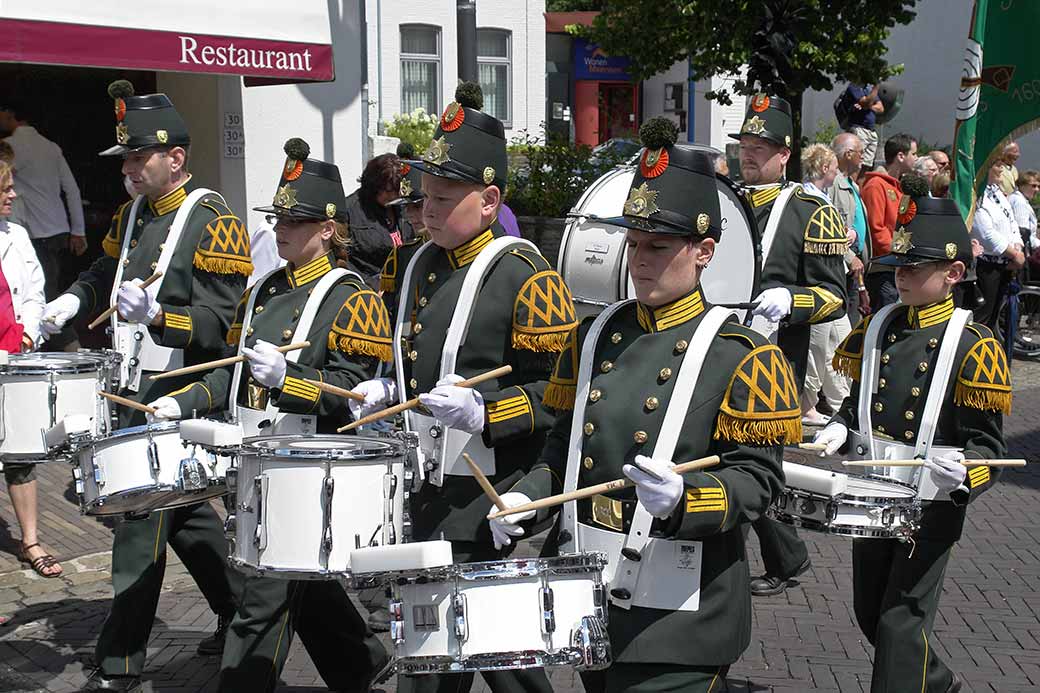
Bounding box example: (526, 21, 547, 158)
(146, 138, 392, 692)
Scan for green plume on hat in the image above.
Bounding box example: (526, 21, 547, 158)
(283, 137, 311, 161)
(107, 80, 135, 99)
(454, 82, 484, 110)
(640, 117, 679, 150)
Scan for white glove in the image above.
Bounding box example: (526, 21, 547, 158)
(812, 421, 848, 456)
(418, 374, 485, 434)
(622, 455, 685, 519)
(922, 451, 968, 495)
(752, 287, 793, 322)
(145, 396, 182, 423)
(488, 492, 535, 550)
(242, 340, 287, 389)
(348, 378, 398, 420)
(41, 294, 81, 337)
(116, 278, 160, 324)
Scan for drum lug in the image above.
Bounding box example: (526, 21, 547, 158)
(178, 454, 207, 491)
(592, 583, 608, 624)
(389, 599, 405, 645)
(540, 585, 556, 635)
(321, 476, 335, 555)
(452, 591, 468, 643)
(72, 466, 85, 496)
(826, 501, 839, 521)
(224, 514, 236, 540)
(570, 615, 612, 671)
(48, 376, 58, 429)
(92, 457, 105, 488)
(253, 475, 268, 550)
(147, 439, 160, 477)
(881, 507, 894, 526)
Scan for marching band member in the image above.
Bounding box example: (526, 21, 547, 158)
(489, 118, 798, 693)
(355, 82, 576, 693)
(818, 195, 1009, 693)
(39, 81, 250, 692)
(145, 138, 392, 692)
(733, 94, 849, 597)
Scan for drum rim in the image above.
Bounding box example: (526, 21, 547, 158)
(770, 511, 913, 538)
(393, 648, 596, 674)
(376, 551, 608, 583)
(241, 433, 405, 459)
(92, 421, 182, 442)
(81, 481, 228, 515)
(778, 485, 918, 505)
(1, 351, 115, 374)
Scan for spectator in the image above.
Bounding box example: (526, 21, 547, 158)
(928, 149, 950, 174)
(971, 162, 1026, 328)
(828, 132, 870, 319)
(1010, 169, 1038, 247)
(999, 141, 1021, 195)
(0, 141, 24, 226)
(913, 156, 939, 194)
(343, 153, 415, 288)
(861, 133, 918, 308)
(841, 83, 884, 168)
(931, 170, 951, 198)
(800, 144, 851, 425)
(0, 159, 59, 578)
(0, 100, 85, 351)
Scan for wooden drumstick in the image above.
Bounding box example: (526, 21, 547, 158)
(149, 341, 311, 380)
(302, 379, 366, 403)
(88, 271, 163, 330)
(98, 390, 158, 415)
(336, 365, 513, 432)
(487, 454, 721, 520)
(463, 452, 507, 512)
(797, 442, 828, 452)
(842, 459, 1026, 468)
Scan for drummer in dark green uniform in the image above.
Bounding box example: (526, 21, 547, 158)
(353, 83, 576, 693)
(489, 117, 796, 693)
(732, 93, 848, 597)
(39, 80, 250, 692)
(815, 195, 1009, 693)
(144, 137, 392, 693)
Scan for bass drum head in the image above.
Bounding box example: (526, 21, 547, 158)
(559, 168, 761, 322)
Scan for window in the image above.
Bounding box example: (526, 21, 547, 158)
(401, 25, 441, 115)
(477, 29, 511, 125)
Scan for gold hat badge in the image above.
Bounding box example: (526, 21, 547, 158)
(891, 227, 913, 254)
(273, 185, 298, 209)
(424, 137, 452, 166)
(623, 183, 660, 218)
(741, 116, 766, 136)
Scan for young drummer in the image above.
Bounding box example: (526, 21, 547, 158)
(814, 195, 1010, 693)
(146, 138, 392, 692)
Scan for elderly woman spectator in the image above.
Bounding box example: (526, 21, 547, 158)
(0, 159, 59, 578)
(343, 152, 416, 288)
(913, 156, 939, 194)
(972, 162, 1026, 328)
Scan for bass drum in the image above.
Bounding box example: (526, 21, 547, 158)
(559, 165, 761, 322)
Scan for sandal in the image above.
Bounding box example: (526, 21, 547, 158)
(18, 542, 63, 579)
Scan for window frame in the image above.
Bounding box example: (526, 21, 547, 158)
(476, 27, 512, 128)
(400, 23, 442, 117)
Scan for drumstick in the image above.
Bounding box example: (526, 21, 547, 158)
(717, 301, 760, 311)
(797, 442, 828, 452)
(842, 459, 1026, 468)
(149, 341, 311, 380)
(98, 390, 158, 415)
(463, 453, 508, 512)
(337, 365, 513, 432)
(488, 454, 721, 520)
(302, 378, 366, 403)
(87, 272, 163, 330)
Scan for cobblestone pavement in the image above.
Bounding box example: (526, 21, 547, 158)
(2, 359, 1039, 692)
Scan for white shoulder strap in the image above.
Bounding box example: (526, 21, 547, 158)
(914, 308, 971, 458)
(760, 183, 799, 263)
(392, 241, 439, 399)
(856, 302, 904, 459)
(109, 194, 148, 301)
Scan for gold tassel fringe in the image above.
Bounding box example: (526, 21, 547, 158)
(194, 252, 254, 276)
(379, 274, 395, 293)
(226, 326, 241, 346)
(803, 240, 847, 255)
(102, 234, 121, 259)
(954, 382, 1012, 415)
(831, 353, 861, 381)
(327, 333, 393, 362)
(542, 382, 576, 411)
(713, 412, 802, 446)
(512, 330, 570, 353)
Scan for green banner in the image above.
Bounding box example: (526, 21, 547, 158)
(950, 0, 1040, 222)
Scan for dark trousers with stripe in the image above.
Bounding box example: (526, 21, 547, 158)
(95, 502, 243, 676)
(853, 537, 955, 693)
(219, 576, 389, 693)
(581, 663, 727, 693)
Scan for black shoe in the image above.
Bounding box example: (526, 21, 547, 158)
(196, 613, 231, 655)
(82, 671, 141, 692)
(750, 558, 811, 597)
(946, 673, 963, 693)
(367, 607, 391, 633)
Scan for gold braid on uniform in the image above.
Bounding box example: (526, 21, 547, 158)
(543, 324, 580, 410)
(954, 332, 1012, 414)
(715, 344, 802, 445)
(102, 201, 132, 258)
(800, 192, 848, 255)
(512, 270, 578, 352)
(328, 289, 393, 361)
(832, 314, 873, 380)
(193, 206, 254, 276)
(380, 246, 399, 293)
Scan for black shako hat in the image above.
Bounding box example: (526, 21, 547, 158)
(600, 117, 722, 239)
(253, 138, 347, 222)
(100, 80, 191, 157)
(729, 93, 793, 148)
(873, 195, 973, 267)
(407, 82, 508, 191)
(387, 142, 425, 207)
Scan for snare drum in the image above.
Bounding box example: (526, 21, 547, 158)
(225, 434, 406, 580)
(771, 459, 921, 540)
(0, 351, 119, 460)
(72, 421, 231, 515)
(381, 553, 611, 674)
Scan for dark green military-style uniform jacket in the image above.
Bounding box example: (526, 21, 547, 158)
(66, 178, 252, 424)
(512, 286, 798, 666)
(750, 183, 849, 385)
(380, 236, 425, 325)
(831, 295, 1010, 540)
(379, 221, 577, 544)
(167, 251, 393, 431)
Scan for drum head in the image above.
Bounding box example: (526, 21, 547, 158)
(559, 167, 761, 321)
(844, 476, 917, 499)
(243, 434, 403, 460)
(3, 352, 110, 374)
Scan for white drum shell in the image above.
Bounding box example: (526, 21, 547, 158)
(74, 422, 231, 516)
(228, 435, 406, 580)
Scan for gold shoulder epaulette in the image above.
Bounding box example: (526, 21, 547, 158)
(832, 314, 875, 380)
(542, 324, 580, 410)
(328, 288, 393, 361)
(512, 269, 577, 352)
(194, 209, 253, 276)
(801, 196, 848, 255)
(102, 200, 134, 258)
(955, 334, 1012, 414)
(715, 344, 801, 445)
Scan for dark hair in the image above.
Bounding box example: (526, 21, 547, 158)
(0, 141, 13, 165)
(358, 153, 403, 220)
(331, 220, 351, 268)
(884, 133, 916, 165)
(0, 98, 28, 122)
